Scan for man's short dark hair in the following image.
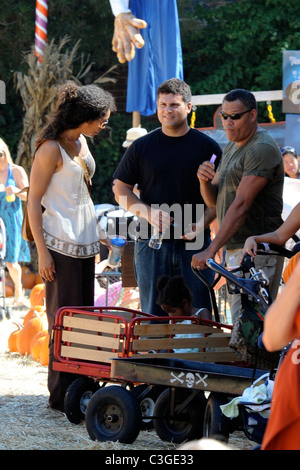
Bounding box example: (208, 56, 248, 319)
(157, 78, 192, 105)
(223, 88, 258, 111)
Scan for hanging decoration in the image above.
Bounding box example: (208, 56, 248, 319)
(35, 0, 48, 64)
(190, 105, 196, 128)
(267, 101, 276, 123)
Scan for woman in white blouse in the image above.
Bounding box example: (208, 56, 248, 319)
(28, 81, 116, 411)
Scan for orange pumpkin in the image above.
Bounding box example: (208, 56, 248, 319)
(5, 273, 14, 297)
(23, 305, 46, 326)
(17, 315, 48, 356)
(5, 284, 14, 297)
(35, 273, 43, 285)
(8, 323, 22, 352)
(29, 283, 45, 308)
(30, 330, 48, 361)
(39, 333, 49, 366)
(21, 267, 37, 290)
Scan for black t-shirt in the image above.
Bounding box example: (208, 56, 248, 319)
(114, 127, 222, 238)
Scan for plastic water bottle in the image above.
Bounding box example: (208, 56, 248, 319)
(107, 236, 126, 268)
(148, 228, 164, 250)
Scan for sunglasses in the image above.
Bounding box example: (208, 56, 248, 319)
(281, 146, 297, 155)
(218, 109, 253, 120)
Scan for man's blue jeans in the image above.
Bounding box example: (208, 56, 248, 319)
(134, 238, 214, 316)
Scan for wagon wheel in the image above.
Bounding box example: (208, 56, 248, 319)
(203, 392, 233, 443)
(85, 385, 142, 443)
(64, 377, 100, 424)
(153, 388, 206, 443)
(131, 384, 165, 430)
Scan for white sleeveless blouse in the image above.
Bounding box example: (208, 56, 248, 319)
(41, 142, 100, 258)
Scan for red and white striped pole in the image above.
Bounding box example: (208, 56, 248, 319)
(35, 0, 48, 64)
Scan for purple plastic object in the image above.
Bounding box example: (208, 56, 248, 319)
(210, 154, 217, 164)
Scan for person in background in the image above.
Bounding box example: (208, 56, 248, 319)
(191, 89, 284, 327)
(113, 78, 222, 317)
(27, 81, 116, 411)
(156, 275, 211, 353)
(0, 137, 30, 306)
(281, 146, 300, 179)
(242, 200, 300, 260)
(156, 274, 211, 320)
(122, 126, 147, 198)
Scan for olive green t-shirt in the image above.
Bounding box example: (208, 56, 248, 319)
(216, 127, 284, 249)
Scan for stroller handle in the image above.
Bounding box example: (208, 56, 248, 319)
(193, 258, 270, 313)
(256, 242, 296, 259)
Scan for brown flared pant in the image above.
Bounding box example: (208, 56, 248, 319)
(45, 249, 95, 410)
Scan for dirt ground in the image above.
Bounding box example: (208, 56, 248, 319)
(0, 297, 255, 452)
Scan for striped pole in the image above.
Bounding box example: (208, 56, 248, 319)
(35, 0, 48, 63)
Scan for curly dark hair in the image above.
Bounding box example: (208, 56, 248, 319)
(156, 275, 193, 308)
(36, 81, 116, 145)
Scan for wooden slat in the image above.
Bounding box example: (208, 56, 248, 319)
(133, 323, 222, 336)
(63, 316, 124, 334)
(191, 90, 283, 106)
(62, 330, 122, 349)
(60, 345, 119, 363)
(132, 335, 230, 351)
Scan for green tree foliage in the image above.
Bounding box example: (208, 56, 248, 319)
(1, 1, 300, 202)
(178, 0, 300, 125)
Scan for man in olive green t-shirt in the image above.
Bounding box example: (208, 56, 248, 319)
(192, 88, 284, 324)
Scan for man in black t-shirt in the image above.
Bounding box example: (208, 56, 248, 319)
(113, 78, 222, 316)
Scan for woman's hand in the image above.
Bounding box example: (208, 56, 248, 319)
(38, 249, 56, 282)
(240, 236, 258, 262)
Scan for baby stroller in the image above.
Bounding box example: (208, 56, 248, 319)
(0, 217, 11, 320)
(193, 243, 295, 445)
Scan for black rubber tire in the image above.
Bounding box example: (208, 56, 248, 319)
(85, 385, 142, 443)
(64, 377, 100, 424)
(203, 392, 231, 442)
(131, 384, 165, 430)
(153, 388, 207, 443)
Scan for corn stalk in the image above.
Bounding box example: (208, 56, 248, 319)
(14, 36, 117, 174)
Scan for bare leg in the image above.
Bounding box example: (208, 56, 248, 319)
(6, 261, 23, 304)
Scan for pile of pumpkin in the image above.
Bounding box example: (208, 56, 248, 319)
(5, 266, 43, 297)
(7, 283, 49, 366)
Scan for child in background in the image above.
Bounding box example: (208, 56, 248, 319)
(156, 275, 211, 354)
(156, 275, 211, 320)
